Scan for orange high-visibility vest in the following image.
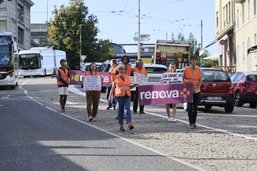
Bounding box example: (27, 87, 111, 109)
(57, 67, 69, 87)
(109, 65, 117, 75)
(184, 66, 202, 91)
(133, 67, 147, 75)
(125, 65, 133, 76)
(114, 75, 131, 97)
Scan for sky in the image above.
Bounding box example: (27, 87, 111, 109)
(31, 0, 218, 54)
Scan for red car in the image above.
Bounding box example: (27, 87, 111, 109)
(230, 72, 257, 108)
(199, 68, 235, 113)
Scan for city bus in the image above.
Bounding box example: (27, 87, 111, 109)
(19, 47, 66, 76)
(0, 32, 19, 89)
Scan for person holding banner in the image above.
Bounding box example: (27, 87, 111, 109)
(183, 56, 202, 129)
(109, 64, 137, 132)
(57, 59, 70, 112)
(161, 62, 177, 122)
(106, 59, 118, 110)
(133, 59, 147, 114)
(85, 63, 102, 122)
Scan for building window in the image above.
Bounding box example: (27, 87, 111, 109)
(236, 9, 239, 28)
(248, 0, 250, 20)
(254, 0, 257, 15)
(18, 27, 24, 45)
(254, 33, 257, 45)
(216, 11, 219, 30)
(228, 2, 230, 24)
(237, 44, 239, 65)
(17, 4, 24, 23)
(223, 6, 225, 27)
(242, 4, 245, 25)
(242, 41, 245, 61)
(0, 21, 6, 31)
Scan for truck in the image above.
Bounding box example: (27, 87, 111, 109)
(153, 40, 191, 69)
(18, 47, 66, 76)
(0, 32, 19, 89)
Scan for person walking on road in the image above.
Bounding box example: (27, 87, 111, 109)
(161, 62, 177, 122)
(183, 56, 202, 129)
(56, 59, 70, 112)
(133, 59, 147, 114)
(109, 64, 137, 132)
(106, 59, 118, 110)
(85, 63, 102, 122)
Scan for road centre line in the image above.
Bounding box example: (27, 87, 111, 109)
(19, 83, 204, 171)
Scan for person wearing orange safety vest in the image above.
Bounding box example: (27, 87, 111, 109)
(116, 55, 134, 76)
(133, 59, 147, 114)
(109, 64, 137, 132)
(106, 59, 118, 110)
(84, 63, 102, 122)
(183, 56, 202, 129)
(56, 59, 70, 112)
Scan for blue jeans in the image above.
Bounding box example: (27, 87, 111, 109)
(116, 96, 131, 126)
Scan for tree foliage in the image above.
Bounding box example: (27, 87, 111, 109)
(48, 0, 113, 69)
(0, 0, 3, 4)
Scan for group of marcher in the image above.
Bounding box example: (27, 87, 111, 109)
(56, 55, 202, 131)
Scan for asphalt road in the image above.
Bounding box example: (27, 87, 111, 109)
(0, 80, 199, 171)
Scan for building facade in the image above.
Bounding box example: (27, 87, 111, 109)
(215, 0, 236, 72)
(0, 0, 34, 50)
(31, 23, 48, 47)
(235, 0, 257, 71)
(216, 0, 257, 72)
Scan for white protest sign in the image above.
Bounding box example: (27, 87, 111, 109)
(83, 76, 102, 91)
(133, 72, 147, 85)
(129, 76, 137, 85)
(161, 72, 183, 84)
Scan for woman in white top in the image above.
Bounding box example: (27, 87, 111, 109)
(161, 62, 177, 122)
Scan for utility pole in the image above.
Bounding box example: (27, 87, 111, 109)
(200, 19, 203, 67)
(137, 0, 141, 60)
(201, 20, 203, 49)
(80, 24, 82, 58)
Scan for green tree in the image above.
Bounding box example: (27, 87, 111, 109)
(48, 0, 113, 69)
(177, 32, 185, 42)
(187, 32, 201, 56)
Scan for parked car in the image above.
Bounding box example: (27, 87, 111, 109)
(199, 68, 235, 113)
(230, 71, 257, 108)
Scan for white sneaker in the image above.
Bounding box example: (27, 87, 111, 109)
(172, 118, 177, 123)
(168, 117, 173, 122)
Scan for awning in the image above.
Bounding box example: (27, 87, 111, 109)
(204, 39, 218, 49)
(247, 45, 257, 54)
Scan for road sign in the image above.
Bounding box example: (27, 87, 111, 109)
(133, 34, 150, 42)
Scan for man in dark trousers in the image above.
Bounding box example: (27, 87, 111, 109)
(183, 56, 202, 129)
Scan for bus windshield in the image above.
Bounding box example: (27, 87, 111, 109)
(0, 36, 12, 46)
(0, 46, 11, 66)
(19, 54, 41, 69)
